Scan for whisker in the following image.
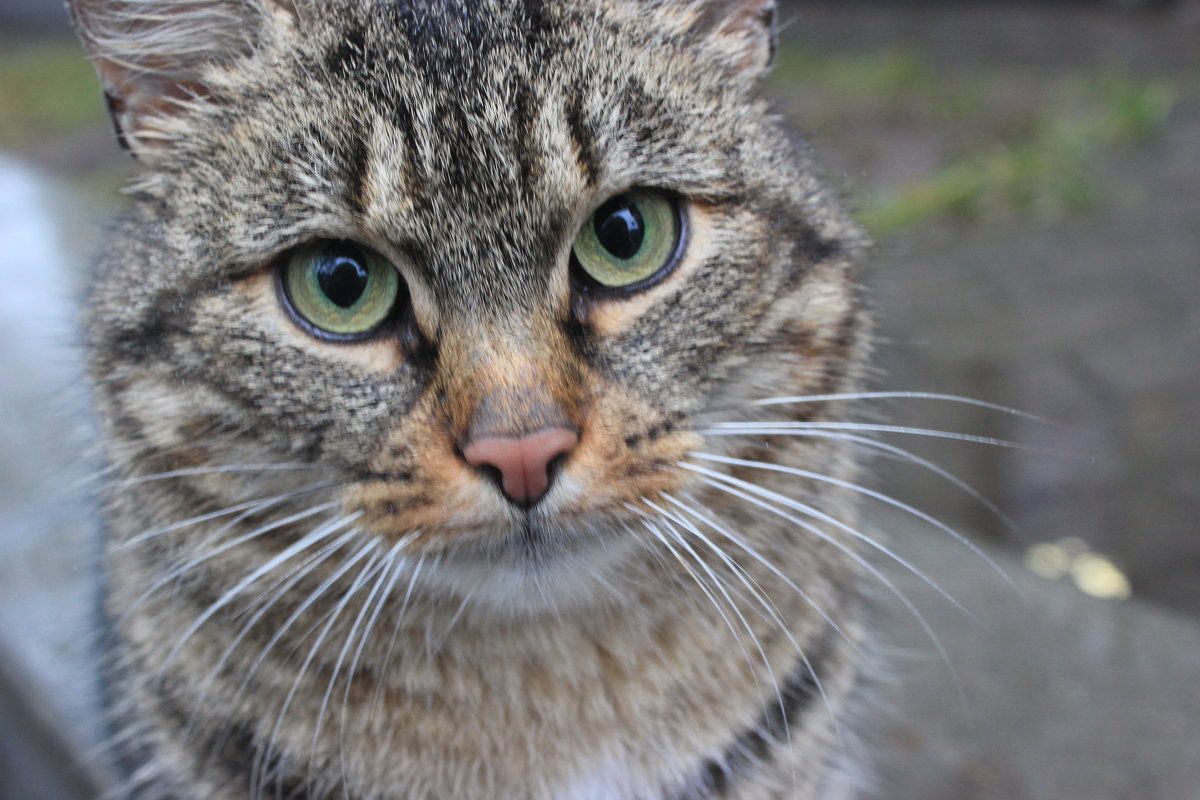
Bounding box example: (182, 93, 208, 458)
(749, 391, 1046, 421)
(159, 510, 360, 670)
(117, 480, 339, 550)
(654, 512, 797, 749)
(646, 496, 838, 743)
(703, 421, 1069, 458)
(337, 542, 414, 795)
(775, 430, 1020, 534)
(689, 451, 1020, 597)
(187, 529, 359, 742)
(121, 500, 341, 626)
(683, 462, 976, 621)
(213, 531, 375, 775)
(633, 515, 761, 691)
(118, 462, 325, 486)
(307, 542, 406, 784)
(368, 552, 427, 758)
(693, 472, 969, 714)
(662, 492, 859, 658)
(255, 542, 381, 799)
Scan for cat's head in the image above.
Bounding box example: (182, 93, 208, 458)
(78, 0, 864, 600)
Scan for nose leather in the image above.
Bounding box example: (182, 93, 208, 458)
(462, 428, 578, 507)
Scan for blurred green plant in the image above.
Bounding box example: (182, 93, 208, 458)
(769, 45, 1178, 238)
(0, 41, 108, 150)
(863, 76, 1177, 236)
(772, 46, 938, 99)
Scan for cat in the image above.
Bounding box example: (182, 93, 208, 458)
(73, 0, 871, 797)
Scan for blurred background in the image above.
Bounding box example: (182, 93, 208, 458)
(0, 1, 1197, 798)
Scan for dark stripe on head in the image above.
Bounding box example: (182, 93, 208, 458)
(343, 125, 371, 218)
(565, 97, 600, 184)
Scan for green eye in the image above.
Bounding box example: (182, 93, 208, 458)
(571, 190, 683, 290)
(281, 241, 401, 339)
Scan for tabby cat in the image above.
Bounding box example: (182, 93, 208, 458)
(74, 0, 871, 797)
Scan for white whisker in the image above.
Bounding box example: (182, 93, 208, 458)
(217, 528, 373, 771)
(749, 391, 1045, 421)
(689, 451, 1020, 597)
(662, 492, 859, 657)
(369, 551, 426, 758)
(307, 542, 404, 781)
(118, 480, 338, 550)
(118, 462, 325, 486)
(776, 430, 1019, 534)
(122, 501, 341, 625)
(159, 510, 359, 670)
(255, 542, 380, 799)
(647, 496, 838, 742)
(187, 529, 358, 743)
(337, 541, 414, 795)
(634, 515, 759, 684)
(693, 472, 968, 713)
(683, 462, 976, 621)
(703, 421, 1064, 457)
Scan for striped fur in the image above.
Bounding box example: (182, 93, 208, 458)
(76, 1, 871, 797)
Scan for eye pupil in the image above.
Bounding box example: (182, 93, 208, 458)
(594, 197, 644, 260)
(316, 253, 369, 308)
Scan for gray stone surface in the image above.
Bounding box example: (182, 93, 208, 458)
(868, 101, 1200, 619)
(0, 156, 109, 796)
(864, 508, 1200, 800)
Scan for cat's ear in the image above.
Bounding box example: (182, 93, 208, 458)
(67, 0, 293, 162)
(693, 0, 777, 79)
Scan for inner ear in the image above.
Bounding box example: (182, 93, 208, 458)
(68, 0, 286, 162)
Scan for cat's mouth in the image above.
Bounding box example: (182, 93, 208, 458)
(398, 507, 643, 614)
(434, 508, 628, 564)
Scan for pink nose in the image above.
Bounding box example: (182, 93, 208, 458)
(462, 428, 579, 507)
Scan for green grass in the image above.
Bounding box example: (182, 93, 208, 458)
(0, 40, 109, 150)
(863, 75, 1176, 236)
(769, 44, 1178, 238)
(771, 46, 939, 100)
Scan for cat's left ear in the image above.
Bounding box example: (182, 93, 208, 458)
(693, 0, 777, 79)
(67, 0, 295, 162)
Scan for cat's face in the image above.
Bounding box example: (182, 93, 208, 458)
(86, 0, 862, 596)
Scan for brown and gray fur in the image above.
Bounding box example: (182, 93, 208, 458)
(74, 0, 871, 797)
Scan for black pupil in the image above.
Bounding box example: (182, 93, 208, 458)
(594, 197, 644, 260)
(316, 251, 370, 308)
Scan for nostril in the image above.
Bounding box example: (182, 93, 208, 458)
(476, 463, 505, 493)
(546, 451, 570, 485)
(462, 427, 579, 508)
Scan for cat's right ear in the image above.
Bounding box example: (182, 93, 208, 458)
(68, 0, 293, 163)
(691, 0, 778, 80)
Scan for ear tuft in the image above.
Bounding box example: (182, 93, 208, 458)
(68, 0, 274, 161)
(696, 0, 777, 79)
(694, 0, 777, 79)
